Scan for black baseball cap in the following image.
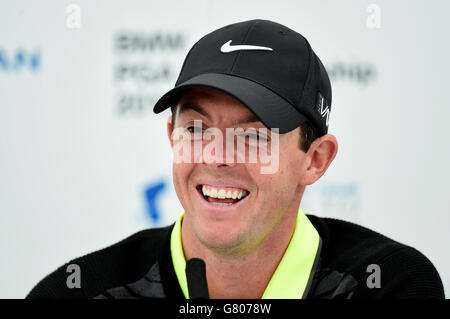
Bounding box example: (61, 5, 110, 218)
(153, 19, 332, 136)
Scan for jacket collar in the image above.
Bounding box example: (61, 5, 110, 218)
(169, 208, 322, 299)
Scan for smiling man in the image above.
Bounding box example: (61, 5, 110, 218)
(27, 19, 444, 299)
(166, 86, 336, 299)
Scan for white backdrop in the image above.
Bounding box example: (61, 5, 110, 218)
(1, 0, 449, 298)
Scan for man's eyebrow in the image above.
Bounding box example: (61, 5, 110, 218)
(178, 102, 261, 125)
(178, 103, 212, 122)
(232, 114, 261, 125)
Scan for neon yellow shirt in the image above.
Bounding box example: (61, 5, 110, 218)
(170, 208, 321, 299)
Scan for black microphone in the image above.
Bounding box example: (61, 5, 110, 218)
(186, 258, 210, 299)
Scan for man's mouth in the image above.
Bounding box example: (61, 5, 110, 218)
(196, 184, 250, 206)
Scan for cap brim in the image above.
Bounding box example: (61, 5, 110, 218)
(153, 73, 307, 134)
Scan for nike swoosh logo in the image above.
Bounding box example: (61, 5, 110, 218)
(220, 40, 273, 53)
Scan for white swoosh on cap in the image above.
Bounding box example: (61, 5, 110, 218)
(220, 40, 273, 53)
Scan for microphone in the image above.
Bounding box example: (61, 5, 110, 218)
(186, 258, 210, 299)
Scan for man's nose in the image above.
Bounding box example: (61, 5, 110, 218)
(199, 127, 238, 167)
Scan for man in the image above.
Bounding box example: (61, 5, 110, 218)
(27, 19, 444, 299)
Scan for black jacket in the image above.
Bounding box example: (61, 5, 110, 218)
(26, 215, 445, 299)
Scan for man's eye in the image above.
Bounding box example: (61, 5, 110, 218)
(186, 126, 204, 133)
(258, 135, 269, 143)
(243, 134, 268, 142)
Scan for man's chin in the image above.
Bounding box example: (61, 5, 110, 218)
(194, 224, 247, 254)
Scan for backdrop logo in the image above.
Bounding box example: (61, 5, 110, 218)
(112, 31, 187, 117)
(302, 182, 362, 221)
(115, 32, 185, 53)
(0, 48, 41, 72)
(143, 179, 167, 223)
(326, 61, 377, 87)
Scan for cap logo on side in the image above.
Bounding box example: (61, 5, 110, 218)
(317, 92, 330, 128)
(220, 40, 273, 53)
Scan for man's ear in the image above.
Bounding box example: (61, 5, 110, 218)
(167, 115, 174, 149)
(299, 134, 338, 186)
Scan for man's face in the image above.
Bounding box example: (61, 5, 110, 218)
(169, 87, 308, 254)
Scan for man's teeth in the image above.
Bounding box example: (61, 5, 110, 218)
(201, 185, 248, 200)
